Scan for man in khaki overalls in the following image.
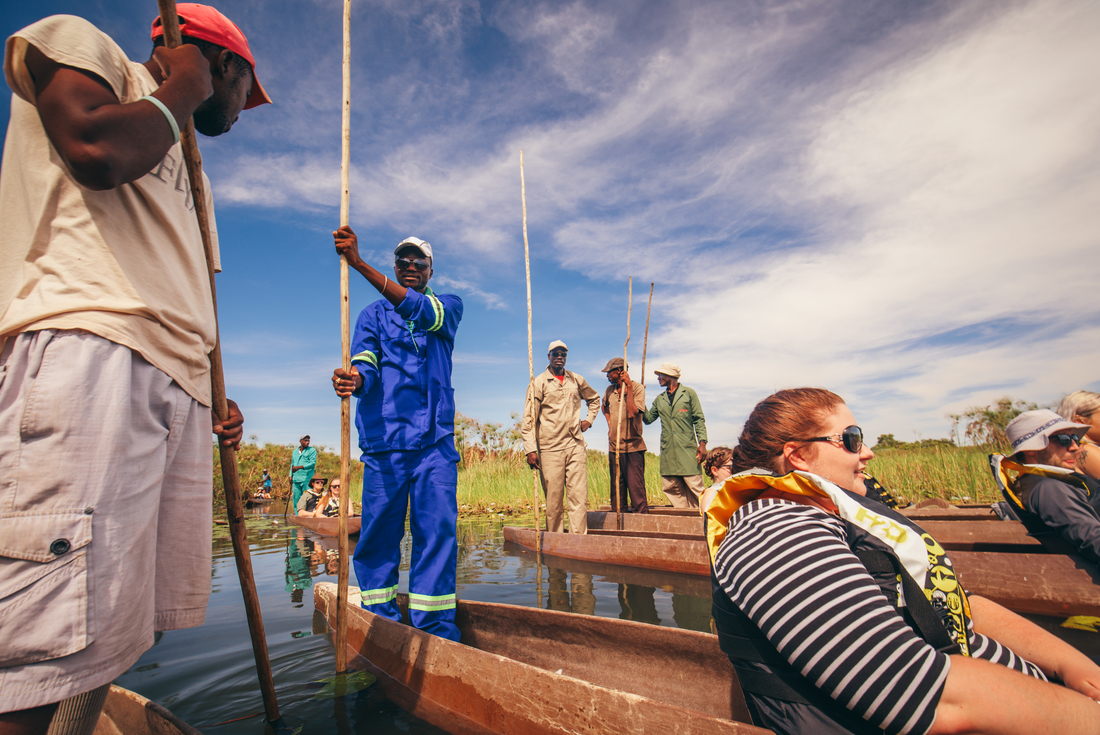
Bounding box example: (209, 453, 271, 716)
(523, 340, 600, 533)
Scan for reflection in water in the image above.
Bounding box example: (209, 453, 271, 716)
(618, 583, 659, 625)
(286, 530, 348, 604)
(545, 569, 596, 615)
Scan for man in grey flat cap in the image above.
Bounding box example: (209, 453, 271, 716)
(642, 362, 708, 508)
(601, 357, 648, 513)
(522, 340, 600, 533)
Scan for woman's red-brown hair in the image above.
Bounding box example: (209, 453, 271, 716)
(730, 388, 845, 474)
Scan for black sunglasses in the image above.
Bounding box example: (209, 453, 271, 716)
(798, 425, 864, 453)
(396, 257, 430, 272)
(549, 350, 568, 358)
(1050, 433, 1082, 449)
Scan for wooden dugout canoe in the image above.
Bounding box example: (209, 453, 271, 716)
(314, 582, 768, 735)
(95, 685, 201, 735)
(586, 512, 1043, 552)
(287, 513, 362, 536)
(601, 504, 1004, 521)
(502, 527, 1100, 618)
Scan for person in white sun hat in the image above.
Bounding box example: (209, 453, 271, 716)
(997, 409, 1100, 564)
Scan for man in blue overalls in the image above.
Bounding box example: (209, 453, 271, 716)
(331, 226, 463, 640)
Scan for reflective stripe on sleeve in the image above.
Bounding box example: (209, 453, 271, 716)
(360, 585, 398, 607)
(351, 350, 378, 367)
(408, 592, 456, 612)
(426, 294, 444, 332)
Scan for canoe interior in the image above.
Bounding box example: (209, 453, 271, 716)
(314, 582, 768, 735)
(95, 685, 200, 735)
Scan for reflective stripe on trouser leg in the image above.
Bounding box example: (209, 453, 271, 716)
(352, 453, 410, 624)
(407, 438, 460, 641)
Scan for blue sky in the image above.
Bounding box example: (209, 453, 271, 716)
(3, 0, 1098, 454)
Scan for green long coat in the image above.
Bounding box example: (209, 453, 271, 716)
(642, 385, 708, 476)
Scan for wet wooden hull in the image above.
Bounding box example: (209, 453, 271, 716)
(287, 514, 362, 536)
(502, 527, 1100, 618)
(586, 512, 1043, 552)
(603, 504, 1004, 521)
(502, 538, 712, 598)
(314, 582, 768, 735)
(95, 686, 200, 735)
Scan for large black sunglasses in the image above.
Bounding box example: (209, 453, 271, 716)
(798, 425, 864, 453)
(396, 257, 430, 272)
(1050, 433, 1082, 449)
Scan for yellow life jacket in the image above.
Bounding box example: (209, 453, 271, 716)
(988, 454, 1089, 513)
(705, 470, 973, 655)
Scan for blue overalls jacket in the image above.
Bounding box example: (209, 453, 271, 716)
(350, 287, 463, 455)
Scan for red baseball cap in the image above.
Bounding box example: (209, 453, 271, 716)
(151, 3, 272, 110)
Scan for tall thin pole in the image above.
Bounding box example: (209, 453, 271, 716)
(155, 0, 280, 724)
(335, 0, 352, 674)
(613, 278, 633, 530)
(520, 151, 543, 604)
(640, 284, 654, 385)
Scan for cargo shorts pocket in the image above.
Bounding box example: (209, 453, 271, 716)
(0, 511, 94, 667)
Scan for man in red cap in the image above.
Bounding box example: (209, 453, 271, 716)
(0, 5, 268, 732)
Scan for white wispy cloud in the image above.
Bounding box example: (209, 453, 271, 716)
(193, 0, 1099, 444)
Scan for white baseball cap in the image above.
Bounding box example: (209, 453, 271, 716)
(395, 237, 433, 261)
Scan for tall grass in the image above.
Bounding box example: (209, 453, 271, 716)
(456, 449, 668, 514)
(216, 439, 1004, 513)
(866, 444, 1006, 505)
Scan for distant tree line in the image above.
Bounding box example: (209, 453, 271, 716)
(873, 396, 1042, 453)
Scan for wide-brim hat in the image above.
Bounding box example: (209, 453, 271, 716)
(654, 362, 681, 378)
(1007, 409, 1090, 453)
(151, 3, 272, 110)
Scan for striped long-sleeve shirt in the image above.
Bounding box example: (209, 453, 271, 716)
(713, 499, 1044, 735)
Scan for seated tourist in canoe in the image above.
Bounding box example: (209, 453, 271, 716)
(297, 477, 336, 517)
(704, 388, 1100, 735)
(1059, 391, 1100, 483)
(991, 409, 1100, 564)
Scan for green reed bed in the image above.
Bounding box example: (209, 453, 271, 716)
(866, 444, 1004, 505)
(457, 450, 672, 516)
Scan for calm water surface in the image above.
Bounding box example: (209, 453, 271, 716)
(114, 505, 711, 733)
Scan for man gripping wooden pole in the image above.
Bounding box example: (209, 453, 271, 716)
(335, 0, 353, 674)
(155, 0, 281, 724)
(613, 278, 633, 531)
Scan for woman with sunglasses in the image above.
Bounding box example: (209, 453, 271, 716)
(705, 388, 1100, 735)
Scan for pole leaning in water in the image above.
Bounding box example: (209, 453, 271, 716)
(520, 151, 544, 594)
(613, 278, 632, 531)
(335, 0, 353, 674)
(154, 0, 281, 724)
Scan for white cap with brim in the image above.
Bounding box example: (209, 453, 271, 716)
(1007, 409, 1090, 453)
(395, 237, 433, 261)
(548, 340, 568, 353)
